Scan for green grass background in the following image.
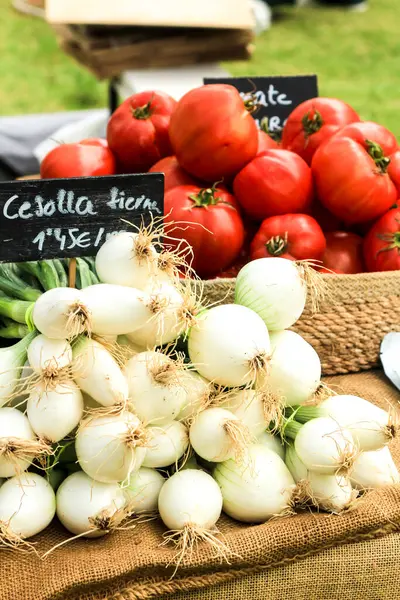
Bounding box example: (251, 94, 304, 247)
(1, 0, 399, 134)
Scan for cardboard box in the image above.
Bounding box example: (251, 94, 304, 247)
(46, 0, 254, 30)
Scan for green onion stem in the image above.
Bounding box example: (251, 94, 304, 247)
(0, 296, 34, 324)
(39, 260, 60, 290)
(53, 259, 68, 288)
(77, 258, 92, 289)
(0, 264, 29, 288)
(0, 323, 29, 339)
(83, 256, 96, 271)
(294, 406, 323, 424)
(18, 262, 43, 287)
(282, 419, 303, 440)
(3, 330, 37, 355)
(0, 274, 41, 302)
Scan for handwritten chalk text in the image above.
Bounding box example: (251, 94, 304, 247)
(32, 227, 126, 253)
(2, 187, 161, 221)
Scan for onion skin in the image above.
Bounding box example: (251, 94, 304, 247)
(213, 445, 295, 523)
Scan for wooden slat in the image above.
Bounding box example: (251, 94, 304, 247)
(60, 35, 253, 79)
(46, 0, 254, 29)
(81, 31, 253, 62)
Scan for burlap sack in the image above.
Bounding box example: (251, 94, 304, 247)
(4, 370, 400, 600)
(161, 534, 400, 600)
(202, 271, 400, 376)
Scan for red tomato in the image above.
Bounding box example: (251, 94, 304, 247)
(332, 121, 398, 156)
(282, 97, 360, 165)
(318, 267, 345, 274)
(233, 150, 313, 221)
(107, 90, 177, 173)
(250, 214, 326, 262)
(310, 201, 344, 232)
(257, 118, 280, 154)
(80, 138, 109, 148)
(322, 231, 365, 274)
(387, 150, 400, 194)
(363, 208, 400, 272)
(257, 130, 279, 155)
(164, 184, 245, 278)
(149, 156, 199, 192)
(40, 141, 116, 179)
(312, 136, 397, 224)
(169, 84, 258, 182)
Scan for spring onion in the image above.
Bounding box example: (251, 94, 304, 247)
(27, 334, 72, 376)
(267, 330, 321, 406)
(213, 445, 295, 523)
(95, 231, 159, 290)
(190, 407, 252, 463)
(73, 336, 129, 408)
(75, 411, 147, 483)
(56, 471, 126, 538)
(81, 284, 153, 336)
(286, 417, 357, 475)
(142, 421, 189, 468)
(125, 351, 186, 425)
(0, 332, 36, 406)
(32, 287, 90, 339)
(221, 389, 269, 438)
(294, 395, 396, 451)
(350, 447, 400, 490)
(234, 258, 307, 331)
(304, 472, 355, 514)
(0, 407, 44, 477)
(286, 445, 354, 513)
(126, 281, 186, 348)
(27, 381, 84, 442)
(188, 304, 271, 388)
(0, 473, 56, 541)
(158, 469, 225, 564)
(123, 467, 165, 514)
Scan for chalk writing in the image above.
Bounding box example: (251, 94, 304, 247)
(0, 173, 164, 263)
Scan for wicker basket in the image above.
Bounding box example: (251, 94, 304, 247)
(202, 271, 400, 376)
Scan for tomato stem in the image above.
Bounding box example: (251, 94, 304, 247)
(302, 110, 323, 137)
(376, 231, 400, 254)
(266, 233, 288, 256)
(242, 92, 259, 115)
(260, 117, 282, 142)
(366, 140, 390, 173)
(132, 100, 153, 120)
(189, 182, 223, 208)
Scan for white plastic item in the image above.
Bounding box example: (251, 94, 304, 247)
(116, 64, 230, 103)
(33, 110, 109, 164)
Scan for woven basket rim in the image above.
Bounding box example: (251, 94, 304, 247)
(205, 270, 400, 284)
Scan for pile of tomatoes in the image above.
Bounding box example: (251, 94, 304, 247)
(40, 85, 400, 278)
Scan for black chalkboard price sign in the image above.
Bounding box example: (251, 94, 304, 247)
(203, 75, 318, 137)
(0, 173, 164, 263)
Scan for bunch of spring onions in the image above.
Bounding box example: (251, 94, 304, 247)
(283, 394, 400, 513)
(0, 258, 99, 343)
(0, 225, 397, 569)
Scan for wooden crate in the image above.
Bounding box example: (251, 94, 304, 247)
(53, 24, 254, 79)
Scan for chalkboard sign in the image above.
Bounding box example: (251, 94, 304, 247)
(0, 173, 164, 263)
(203, 75, 318, 136)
